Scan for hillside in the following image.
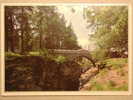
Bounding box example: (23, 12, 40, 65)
(80, 58, 128, 91)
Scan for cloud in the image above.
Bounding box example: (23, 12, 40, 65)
(57, 5, 91, 49)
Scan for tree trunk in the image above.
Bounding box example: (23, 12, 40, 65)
(10, 14, 15, 52)
(40, 33, 42, 49)
(21, 8, 24, 54)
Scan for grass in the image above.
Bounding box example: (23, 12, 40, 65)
(103, 58, 128, 69)
(5, 52, 23, 61)
(90, 81, 104, 91)
(98, 68, 108, 76)
(85, 58, 128, 91)
(5, 52, 22, 57)
(105, 81, 128, 91)
(117, 68, 126, 76)
(89, 80, 128, 91)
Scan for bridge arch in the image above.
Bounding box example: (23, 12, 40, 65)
(73, 55, 96, 67)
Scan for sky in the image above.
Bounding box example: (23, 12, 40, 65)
(57, 5, 92, 50)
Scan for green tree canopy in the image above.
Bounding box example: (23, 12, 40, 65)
(84, 6, 128, 57)
(5, 6, 80, 54)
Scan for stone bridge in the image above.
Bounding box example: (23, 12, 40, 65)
(48, 49, 96, 67)
(6, 49, 96, 91)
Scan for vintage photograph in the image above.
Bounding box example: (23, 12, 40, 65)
(3, 4, 129, 92)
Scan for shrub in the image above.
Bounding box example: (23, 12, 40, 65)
(54, 55, 67, 63)
(29, 52, 40, 56)
(29, 48, 49, 57)
(91, 49, 108, 61)
(39, 48, 49, 56)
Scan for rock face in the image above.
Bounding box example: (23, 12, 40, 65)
(5, 56, 82, 91)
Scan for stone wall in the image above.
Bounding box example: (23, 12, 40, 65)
(5, 56, 82, 91)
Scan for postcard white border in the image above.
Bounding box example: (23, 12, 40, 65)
(0, 3, 132, 96)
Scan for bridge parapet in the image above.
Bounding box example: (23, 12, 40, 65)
(48, 49, 90, 54)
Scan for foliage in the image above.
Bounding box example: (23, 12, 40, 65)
(39, 48, 49, 56)
(28, 52, 40, 56)
(91, 48, 108, 61)
(5, 6, 80, 54)
(54, 55, 67, 63)
(84, 6, 128, 57)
